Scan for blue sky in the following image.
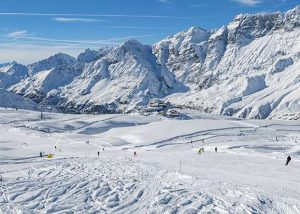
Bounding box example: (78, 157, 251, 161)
(0, 0, 298, 64)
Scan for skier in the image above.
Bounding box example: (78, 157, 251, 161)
(55, 146, 57, 149)
(134, 151, 137, 157)
(286, 156, 292, 166)
(201, 147, 204, 153)
(198, 148, 202, 154)
(191, 140, 194, 148)
(97, 151, 100, 156)
(215, 147, 217, 152)
(39, 152, 43, 158)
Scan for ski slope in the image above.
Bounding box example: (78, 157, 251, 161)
(0, 108, 300, 213)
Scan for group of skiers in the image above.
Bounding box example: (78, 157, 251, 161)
(97, 148, 105, 156)
(39, 138, 293, 167)
(197, 146, 292, 166)
(198, 147, 205, 154)
(198, 147, 218, 154)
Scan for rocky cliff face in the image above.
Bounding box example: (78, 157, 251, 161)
(1, 6, 300, 118)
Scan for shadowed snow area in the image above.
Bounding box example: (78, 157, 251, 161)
(0, 108, 300, 213)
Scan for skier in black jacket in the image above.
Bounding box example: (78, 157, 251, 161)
(286, 156, 291, 166)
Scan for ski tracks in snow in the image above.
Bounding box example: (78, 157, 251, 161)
(1, 157, 298, 213)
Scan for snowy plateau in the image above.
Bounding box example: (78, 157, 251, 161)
(1, 5, 300, 214)
(0, 108, 300, 213)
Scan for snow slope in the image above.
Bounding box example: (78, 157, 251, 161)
(0, 108, 300, 213)
(0, 89, 38, 110)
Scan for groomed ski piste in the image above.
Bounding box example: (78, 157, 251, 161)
(0, 108, 300, 213)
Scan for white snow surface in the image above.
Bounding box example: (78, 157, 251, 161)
(0, 108, 300, 213)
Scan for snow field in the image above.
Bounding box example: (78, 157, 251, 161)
(0, 108, 300, 213)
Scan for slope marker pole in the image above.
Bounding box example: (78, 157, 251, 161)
(179, 160, 182, 174)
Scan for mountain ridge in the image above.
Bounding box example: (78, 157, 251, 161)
(1, 6, 300, 119)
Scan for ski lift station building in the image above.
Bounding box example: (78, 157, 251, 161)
(149, 99, 165, 107)
(166, 109, 180, 117)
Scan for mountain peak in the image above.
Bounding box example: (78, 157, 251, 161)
(77, 49, 101, 63)
(0, 61, 19, 68)
(286, 5, 300, 14)
(50, 53, 76, 63)
(28, 53, 76, 75)
(231, 5, 300, 32)
(77, 48, 112, 63)
(284, 5, 300, 29)
(187, 26, 207, 33)
(110, 39, 150, 59)
(121, 39, 144, 49)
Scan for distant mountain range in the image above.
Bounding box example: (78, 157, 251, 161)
(1, 6, 300, 119)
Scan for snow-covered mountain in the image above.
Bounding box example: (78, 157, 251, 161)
(0, 62, 28, 89)
(10, 40, 185, 113)
(163, 6, 300, 119)
(57, 40, 186, 113)
(1, 6, 300, 118)
(27, 53, 76, 76)
(77, 48, 111, 63)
